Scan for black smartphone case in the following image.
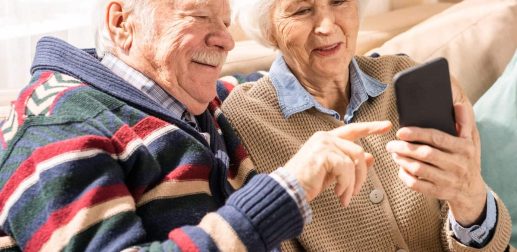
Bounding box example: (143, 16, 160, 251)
(394, 57, 457, 136)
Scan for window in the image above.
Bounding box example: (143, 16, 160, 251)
(0, 0, 97, 91)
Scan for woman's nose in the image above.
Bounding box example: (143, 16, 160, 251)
(314, 15, 335, 35)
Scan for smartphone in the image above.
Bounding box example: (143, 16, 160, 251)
(393, 57, 457, 136)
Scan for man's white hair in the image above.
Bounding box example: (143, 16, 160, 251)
(231, 0, 370, 48)
(94, 0, 156, 58)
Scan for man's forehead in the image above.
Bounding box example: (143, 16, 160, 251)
(171, 0, 224, 7)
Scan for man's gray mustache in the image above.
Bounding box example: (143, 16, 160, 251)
(192, 51, 227, 67)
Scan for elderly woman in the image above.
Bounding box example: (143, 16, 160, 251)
(222, 0, 513, 251)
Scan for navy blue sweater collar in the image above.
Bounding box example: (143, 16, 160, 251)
(31, 36, 208, 146)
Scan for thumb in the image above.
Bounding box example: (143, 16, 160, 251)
(454, 103, 473, 139)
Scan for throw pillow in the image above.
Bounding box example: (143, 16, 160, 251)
(474, 49, 517, 247)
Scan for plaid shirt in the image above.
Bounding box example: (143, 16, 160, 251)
(101, 53, 198, 128)
(100, 53, 312, 226)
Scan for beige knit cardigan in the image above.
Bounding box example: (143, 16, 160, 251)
(221, 55, 512, 251)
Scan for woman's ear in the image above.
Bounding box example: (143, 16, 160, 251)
(106, 0, 133, 53)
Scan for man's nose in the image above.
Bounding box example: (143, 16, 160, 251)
(207, 25, 235, 51)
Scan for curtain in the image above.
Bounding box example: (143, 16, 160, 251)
(0, 0, 97, 91)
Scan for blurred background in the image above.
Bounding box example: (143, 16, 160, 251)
(0, 0, 96, 91)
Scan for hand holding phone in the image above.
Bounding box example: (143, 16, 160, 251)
(393, 57, 457, 136)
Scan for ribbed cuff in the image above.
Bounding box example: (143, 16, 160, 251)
(225, 174, 304, 251)
(270, 167, 312, 225)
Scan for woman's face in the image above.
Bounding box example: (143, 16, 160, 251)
(271, 0, 359, 81)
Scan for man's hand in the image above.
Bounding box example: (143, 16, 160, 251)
(386, 103, 487, 226)
(283, 121, 392, 207)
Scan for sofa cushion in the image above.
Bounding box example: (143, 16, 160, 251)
(369, 0, 517, 103)
(474, 50, 517, 247)
(221, 40, 277, 76)
(357, 2, 453, 55)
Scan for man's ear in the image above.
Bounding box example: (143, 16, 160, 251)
(106, 1, 133, 53)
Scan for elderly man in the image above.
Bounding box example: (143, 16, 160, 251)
(0, 0, 394, 251)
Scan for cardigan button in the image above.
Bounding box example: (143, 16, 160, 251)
(369, 189, 384, 204)
(396, 249, 407, 252)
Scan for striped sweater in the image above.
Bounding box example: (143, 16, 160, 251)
(0, 37, 303, 251)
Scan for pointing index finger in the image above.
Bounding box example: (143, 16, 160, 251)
(330, 121, 393, 141)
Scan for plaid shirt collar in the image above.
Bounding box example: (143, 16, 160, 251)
(100, 53, 198, 126)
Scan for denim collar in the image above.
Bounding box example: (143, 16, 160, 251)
(269, 55, 387, 123)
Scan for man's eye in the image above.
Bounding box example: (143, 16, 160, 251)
(330, 0, 348, 6)
(293, 8, 311, 16)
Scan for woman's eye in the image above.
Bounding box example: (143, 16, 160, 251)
(293, 8, 311, 16)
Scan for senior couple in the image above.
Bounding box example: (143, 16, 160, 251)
(0, 0, 511, 251)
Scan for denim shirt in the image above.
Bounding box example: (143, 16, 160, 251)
(268, 54, 497, 247)
(269, 54, 386, 123)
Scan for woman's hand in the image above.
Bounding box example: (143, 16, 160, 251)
(283, 121, 392, 207)
(386, 102, 487, 226)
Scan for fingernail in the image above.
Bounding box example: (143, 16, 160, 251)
(386, 141, 395, 152)
(380, 120, 392, 128)
(397, 128, 411, 138)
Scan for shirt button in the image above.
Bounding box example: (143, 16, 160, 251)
(369, 189, 384, 204)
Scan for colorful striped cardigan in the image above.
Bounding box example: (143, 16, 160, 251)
(0, 37, 303, 251)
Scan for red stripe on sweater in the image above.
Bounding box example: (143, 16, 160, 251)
(0, 135, 115, 213)
(111, 124, 139, 154)
(15, 71, 53, 125)
(111, 116, 170, 154)
(24, 184, 130, 252)
(229, 144, 248, 178)
(0, 116, 173, 214)
(169, 228, 200, 252)
(209, 97, 222, 108)
(47, 85, 86, 115)
(164, 164, 211, 182)
(131, 117, 169, 139)
(222, 82, 235, 93)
